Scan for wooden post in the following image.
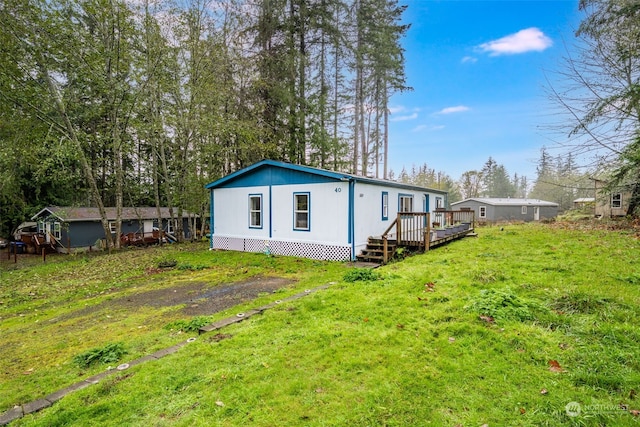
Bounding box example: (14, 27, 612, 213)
(383, 236, 388, 264)
(396, 213, 402, 246)
(425, 213, 431, 251)
(13, 245, 17, 263)
(42, 247, 46, 262)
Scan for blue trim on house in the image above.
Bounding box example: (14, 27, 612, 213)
(248, 193, 263, 229)
(204, 159, 447, 195)
(268, 185, 273, 239)
(348, 179, 355, 260)
(424, 194, 430, 212)
(209, 191, 214, 248)
(293, 192, 311, 232)
(381, 191, 389, 221)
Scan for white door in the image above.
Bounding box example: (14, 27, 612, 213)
(534, 207, 540, 221)
(143, 220, 154, 234)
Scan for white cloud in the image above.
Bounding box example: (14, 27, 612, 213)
(389, 105, 406, 114)
(461, 56, 478, 64)
(413, 124, 445, 132)
(478, 27, 552, 56)
(435, 106, 470, 115)
(391, 112, 418, 122)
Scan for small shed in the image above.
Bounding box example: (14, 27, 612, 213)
(31, 206, 194, 252)
(205, 160, 448, 261)
(593, 178, 632, 217)
(450, 198, 558, 223)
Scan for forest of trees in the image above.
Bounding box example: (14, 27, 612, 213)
(0, 0, 638, 242)
(0, 0, 410, 244)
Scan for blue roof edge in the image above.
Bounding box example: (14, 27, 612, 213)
(205, 159, 448, 195)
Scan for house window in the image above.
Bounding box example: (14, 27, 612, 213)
(166, 220, 175, 234)
(479, 206, 487, 218)
(612, 193, 622, 208)
(249, 194, 263, 228)
(521, 206, 527, 215)
(399, 194, 413, 213)
(436, 197, 443, 209)
(53, 222, 61, 239)
(294, 192, 310, 231)
(381, 192, 389, 220)
(38, 221, 45, 234)
(109, 222, 116, 234)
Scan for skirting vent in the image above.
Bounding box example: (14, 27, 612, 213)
(212, 236, 351, 261)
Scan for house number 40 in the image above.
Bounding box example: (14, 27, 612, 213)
(334, 188, 342, 193)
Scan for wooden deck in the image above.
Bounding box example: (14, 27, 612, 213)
(356, 210, 476, 264)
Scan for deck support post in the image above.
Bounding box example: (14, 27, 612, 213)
(382, 236, 388, 264)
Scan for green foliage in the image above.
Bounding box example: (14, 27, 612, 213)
(72, 343, 127, 369)
(157, 259, 178, 269)
(343, 268, 381, 282)
(466, 288, 542, 322)
(164, 316, 212, 333)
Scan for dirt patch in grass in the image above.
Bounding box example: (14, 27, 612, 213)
(118, 276, 296, 316)
(54, 276, 296, 321)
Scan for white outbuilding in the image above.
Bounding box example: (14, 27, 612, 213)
(205, 160, 448, 261)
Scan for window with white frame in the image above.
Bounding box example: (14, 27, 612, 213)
(382, 192, 389, 220)
(53, 222, 61, 239)
(109, 221, 116, 233)
(436, 197, 443, 209)
(611, 193, 622, 208)
(294, 193, 310, 231)
(521, 206, 527, 215)
(249, 194, 262, 228)
(479, 206, 487, 218)
(166, 220, 175, 234)
(399, 194, 413, 213)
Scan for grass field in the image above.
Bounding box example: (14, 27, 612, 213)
(2, 223, 640, 426)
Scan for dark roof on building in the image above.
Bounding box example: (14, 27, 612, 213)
(31, 207, 195, 222)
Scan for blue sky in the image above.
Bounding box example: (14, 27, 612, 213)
(388, 0, 582, 182)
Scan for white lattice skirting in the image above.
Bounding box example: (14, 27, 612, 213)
(212, 236, 352, 261)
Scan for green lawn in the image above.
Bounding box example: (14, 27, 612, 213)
(2, 223, 640, 426)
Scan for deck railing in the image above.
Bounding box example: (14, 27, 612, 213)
(379, 210, 475, 263)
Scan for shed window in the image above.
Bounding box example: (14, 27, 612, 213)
(294, 193, 310, 231)
(249, 194, 262, 228)
(53, 222, 61, 239)
(435, 197, 443, 209)
(479, 206, 487, 218)
(109, 222, 117, 234)
(382, 192, 389, 220)
(399, 194, 413, 213)
(521, 206, 527, 215)
(612, 193, 622, 208)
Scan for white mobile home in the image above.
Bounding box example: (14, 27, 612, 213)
(205, 160, 448, 261)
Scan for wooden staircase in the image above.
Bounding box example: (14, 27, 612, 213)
(356, 237, 397, 263)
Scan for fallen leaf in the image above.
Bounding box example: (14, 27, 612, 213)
(519, 407, 526, 414)
(559, 343, 569, 350)
(479, 315, 495, 324)
(396, 324, 404, 329)
(630, 389, 637, 400)
(315, 388, 324, 393)
(363, 318, 369, 322)
(448, 337, 455, 343)
(215, 401, 224, 407)
(22, 368, 34, 375)
(425, 282, 435, 288)
(630, 409, 640, 416)
(540, 388, 548, 395)
(548, 360, 564, 373)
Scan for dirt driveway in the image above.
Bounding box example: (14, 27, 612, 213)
(116, 276, 296, 316)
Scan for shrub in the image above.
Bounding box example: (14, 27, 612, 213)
(466, 288, 544, 322)
(343, 268, 381, 282)
(164, 316, 213, 333)
(73, 342, 127, 369)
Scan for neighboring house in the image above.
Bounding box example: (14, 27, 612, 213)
(593, 178, 632, 217)
(31, 206, 194, 252)
(450, 198, 558, 223)
(204, 159, 448, 261)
